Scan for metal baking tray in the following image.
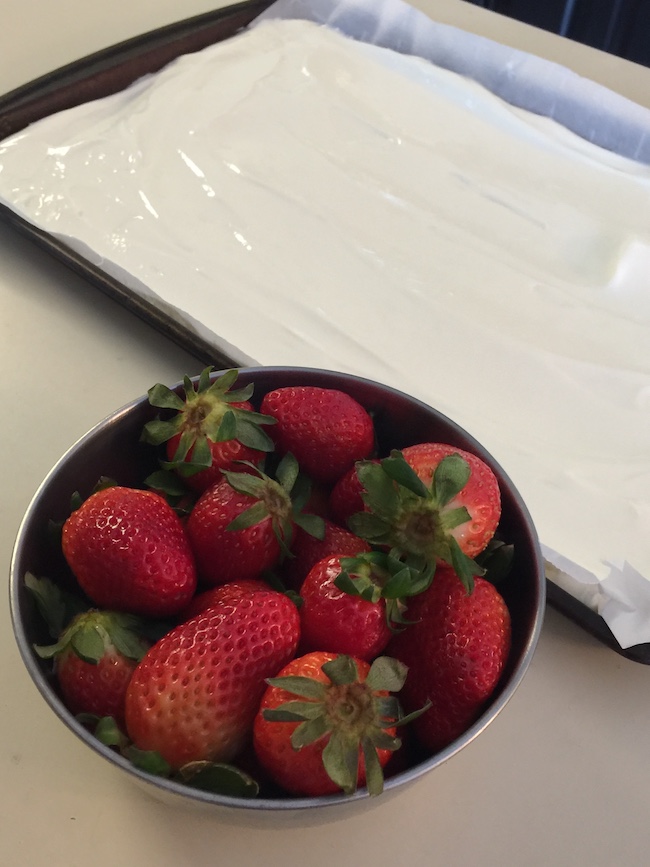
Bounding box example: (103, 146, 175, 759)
(1, 0, 648, 664)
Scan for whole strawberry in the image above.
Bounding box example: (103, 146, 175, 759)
(62, 486, 197, 617)
(124, 587, 300, 769)
(142, 367, 276, 493)
(260, 386, 375, 485)
(349, 445, 501, 592)
(388, 565, 511, 752)
(253, 652, 418, 797)
(186, 454, 324, 586)
(35, 609, 149, 725)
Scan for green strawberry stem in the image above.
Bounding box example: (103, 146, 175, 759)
(263, 654, 428, 796)
(348, 450, 485, 594)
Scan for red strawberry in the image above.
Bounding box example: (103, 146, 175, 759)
(253, 652, 413, 797)
(186, 454, 324, 586)
(282, 518, 371, 590)
(34, 610, 149, 725)
(349, 445, 501, 592)
(142, 367, 276, 493)
(388, 565, 511, 752)
(61, 486, 197, 617)
(299, 555, 394, 660)
(124, 587, 300, 769)
(260, 386, 375, 484)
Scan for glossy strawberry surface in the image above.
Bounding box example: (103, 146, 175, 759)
(388, 566, 511, 751)
(260, 386, 375, 484)
(186, 478, 286, 586)
(125, 588, 300, 769)
(299, 556, 392, 661)
(57, 647, 138, 725)
(61, 486, 197, 617)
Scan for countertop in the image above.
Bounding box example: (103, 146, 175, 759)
(2, 2, 649, 865)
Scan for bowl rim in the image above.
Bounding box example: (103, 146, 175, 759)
(9, 365, 546, 811)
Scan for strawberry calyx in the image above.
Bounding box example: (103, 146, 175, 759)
(333, 550, 430, 631)
(141, 367, 276, 478)
(34, 609, 149, 664)
(262, 654, 427, 796)
(223, 453, 325, 557)
(348, 450, 485, 594)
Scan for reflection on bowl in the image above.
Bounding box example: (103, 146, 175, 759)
(9, 366, 545, 816)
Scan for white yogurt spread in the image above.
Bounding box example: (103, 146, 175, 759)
(1, 19, 649, 638)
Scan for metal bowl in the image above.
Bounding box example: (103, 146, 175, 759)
(9, 366, 545, 816)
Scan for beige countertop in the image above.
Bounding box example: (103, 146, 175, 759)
(1, 2, 649, 865)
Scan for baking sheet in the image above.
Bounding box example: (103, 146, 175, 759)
(1, 0, 649, 663)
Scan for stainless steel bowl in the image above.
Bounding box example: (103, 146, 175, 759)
(9, 366, 545, 815)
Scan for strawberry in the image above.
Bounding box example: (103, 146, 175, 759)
(348, 445, 501, 592)
(260, 386, 375, 485)
(299, 554, 402, 660)
(34, 610, 149, 725)
(186, 454, 324, 586)
(388, 565, 511, 752)
(142, 367, 276, 493)
(282, 518, 371, 590)
(253, 652, 420, 797)
(61, 486, 197, 617)
(124, 587, 301, 769)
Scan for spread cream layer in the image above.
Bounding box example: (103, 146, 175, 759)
(1, 19, 649, 620)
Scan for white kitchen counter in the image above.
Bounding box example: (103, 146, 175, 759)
(2, 3, 649, 865)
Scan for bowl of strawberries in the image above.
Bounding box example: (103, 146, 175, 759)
(10, 366, 544, 812)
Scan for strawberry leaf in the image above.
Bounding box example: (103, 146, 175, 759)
(91, 715, 129, 749)
(321, 654, 359, 686)
(322, 730, 358, 795)
(178, 761, 259, 798)
(70, 625, 105, 664)
(362, 736, 384, 796)
(124, 745, 172, 778)
(265, 675, 327, 701)
(146, 383, 185, 412)
(215, 409, 237, 442)
(291, 714, 330, 749)
(227, 500, 269, 532)
(292, 511, 325, 540)
(24, 573, 86, 639)
(432, 453, 471, 507)
(275, 452, 299, 494)
(380, 451, 429, 499)
(448, 535, 484, 594)
(365, 656, 408, 693)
